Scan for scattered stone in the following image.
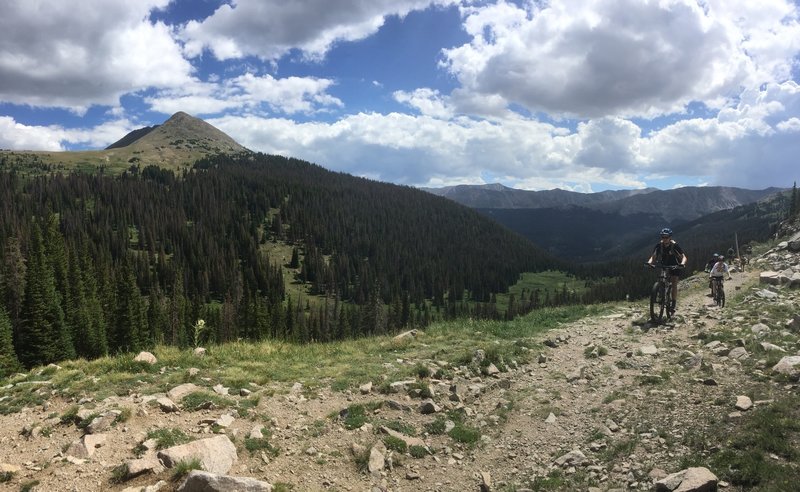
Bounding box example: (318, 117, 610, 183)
(735, 396, 753, 411)
(393, 329, 422, 342)
(193, 347, 206, 357)
(654, 466, 718, 491)
(125, 456, 165, 478)
(553, 449, 588, 468)
(480, 470, 492, 491)
(359, 382, 373, 394)
(156, 397, 179, 413)
(772, 356, 800, 379)
(120, 481, 168, 492)
(134, 351, 157, 364)
(167, 383, 200, 401)
(86, 410, 122, 434)
(419, 399, 441, 414)
(66, 433, 107, 459)
(368, 445, 386, 475)
(728, 347, 749, 360)
(177, 470, 272, 491)
(158, 435, 238, 474)
(640, 344, 659, 355)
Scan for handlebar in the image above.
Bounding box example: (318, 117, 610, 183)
(645, 263, 684, 270)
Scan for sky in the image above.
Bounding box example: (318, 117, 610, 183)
(1, 0, 799, 192)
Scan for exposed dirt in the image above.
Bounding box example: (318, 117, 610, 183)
(0, 267, 781, 492)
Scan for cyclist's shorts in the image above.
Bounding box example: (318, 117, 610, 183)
(668, 268, 682, 278)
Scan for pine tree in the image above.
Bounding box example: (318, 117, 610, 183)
(18, 223, 75, 367)
(109, 255, 144, 353)
(0, 237, 26, 349)
(0, 306, 21, 377)
(792, 181, 799, 217)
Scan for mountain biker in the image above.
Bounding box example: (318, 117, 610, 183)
(709, 255, 732, 301)
(646, 228, 687, 313)
(705, 253, 720, 296)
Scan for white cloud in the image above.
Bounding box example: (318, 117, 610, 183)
(0, 0, 193, 112)
(145, 73, 343, 116)
(441, 0, 800, 119)
(180, 0, 461, 61)
(393, 88, 454, 119)
(0, 117, 67, 151)
(0, 116, 137, 151)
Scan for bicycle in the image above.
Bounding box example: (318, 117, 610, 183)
(646, 263, 682, 323)
(711, 276, 725, 307)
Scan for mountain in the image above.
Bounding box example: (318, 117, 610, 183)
(422, 183, 656, 208)
(425, 183, 784, 262)
(590, 186, 783, 222)
(424, 183, 780, 220)
(0, 111, 249, 174)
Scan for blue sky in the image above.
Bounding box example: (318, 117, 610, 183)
(1, 0, 799, 192)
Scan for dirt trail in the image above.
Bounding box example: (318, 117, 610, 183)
(0, 269, 763, 491)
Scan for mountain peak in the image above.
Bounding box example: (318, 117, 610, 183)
(105, 111, 248, 156)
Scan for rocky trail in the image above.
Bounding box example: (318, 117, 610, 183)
(1, 237, 800, 492)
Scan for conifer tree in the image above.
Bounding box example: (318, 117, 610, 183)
(18, 223, 75, 367)
(1, 237, 26, 347)
(81, 247, 108, 358)
(110, 255, 144, 353)
(791, 181, 799, 217)
(0, 306, 21, 377)
(43, 214, 68, 307)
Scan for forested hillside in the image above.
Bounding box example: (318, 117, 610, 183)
(0, 153, 569, 372)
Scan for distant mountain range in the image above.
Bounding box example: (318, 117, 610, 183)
(423, 183, 785, 262)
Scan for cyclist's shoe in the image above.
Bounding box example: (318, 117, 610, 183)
(669, 300, 676, 315)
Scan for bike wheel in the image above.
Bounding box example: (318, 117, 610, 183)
(665, 288, 673, 319)
(650, 282, 665, 322)
(719, 286, 725, 308)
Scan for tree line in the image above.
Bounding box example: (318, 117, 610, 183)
(0, 154, 573, 373)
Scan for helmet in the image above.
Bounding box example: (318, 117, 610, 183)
(660, 227, 672, 237)
(712, 253, 720, 258)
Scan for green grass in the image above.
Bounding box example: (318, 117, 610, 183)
(495, 270, 616, 312)
(171, 458, 203, 482)
(134, 428, 192, 456)
(707, 395, 800, 489)
(244, 437, 280, 456)
(180, 391, 233, 411)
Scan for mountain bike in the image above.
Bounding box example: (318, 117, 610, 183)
(646, 263, 682, 323)
(711, 277, 725, 307)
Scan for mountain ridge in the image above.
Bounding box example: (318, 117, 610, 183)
(1, 111, 249, 174)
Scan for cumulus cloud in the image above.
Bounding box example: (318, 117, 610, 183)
(441, 0, 798, 119)
(208, 78, 800, 191)
(180, 0, 460, 61)
(146, 73, 343, 116)
(0, 116, 137, 151)
(0, 0, 193, 112)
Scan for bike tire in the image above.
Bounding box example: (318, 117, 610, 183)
(719, 286, 725, 308)
(650, 282, 665, 322)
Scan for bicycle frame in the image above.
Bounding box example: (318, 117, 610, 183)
(711, 276, 725, 307)
(647, 263, 680, 323)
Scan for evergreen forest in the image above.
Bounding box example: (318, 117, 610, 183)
(0, 153, 578, 372)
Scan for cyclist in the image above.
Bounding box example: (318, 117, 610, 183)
(646, 228, 687, 313)
(709, 255, 732, 303)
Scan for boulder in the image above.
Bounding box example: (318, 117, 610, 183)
(158, 435, 238, 474)
(177, 470, 272, 491)
(134, 351, 157, 365)
(654, 466, 718, 491)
